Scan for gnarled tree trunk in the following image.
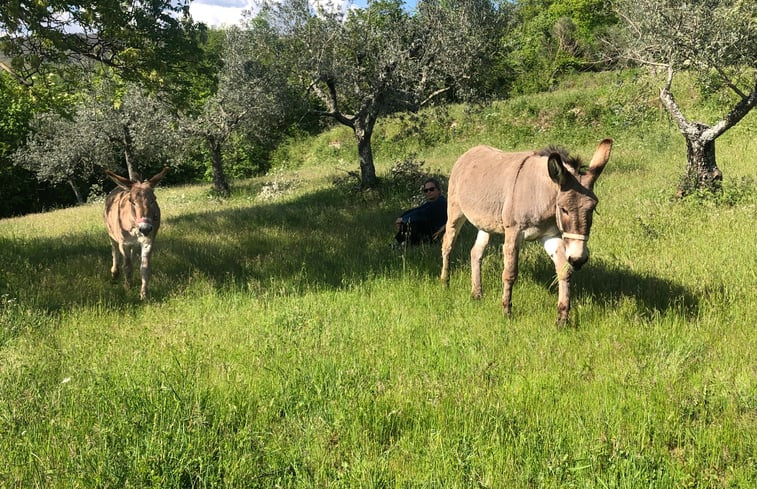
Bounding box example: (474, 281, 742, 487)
(207, 136, 230, 197)
(354, 117, 377, 188)
(681, 125, 722, 195)
(123, 125, 137, 181)
(660, 69, 756, 196)
(68, 178, 85, 204)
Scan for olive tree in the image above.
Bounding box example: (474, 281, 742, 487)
(614, 0, 756, 195)
(257, 0, 507, 187)
(183, 26, 294, 196)
(13, 83, 182, 202)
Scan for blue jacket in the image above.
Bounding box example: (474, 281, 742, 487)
(401, 196, 447, 233)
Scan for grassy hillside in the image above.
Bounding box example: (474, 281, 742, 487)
(1, 71, 755, 487)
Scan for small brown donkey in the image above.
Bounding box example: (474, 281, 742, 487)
(104, 167, 169, 300)
(441, 139, 612, 325)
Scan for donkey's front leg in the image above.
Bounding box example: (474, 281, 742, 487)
(109, 239, 121, 279)
(120, 242, 133, 290)
(543, 237, 572, 326)
(501, 230, 521, 316)
(139, 241, 153, 300)
(556, 278, 571, 326)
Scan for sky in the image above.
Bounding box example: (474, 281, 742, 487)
(189, 0, 366, 28)
(188, 0, 423, 28)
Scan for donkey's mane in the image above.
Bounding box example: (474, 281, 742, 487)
(538, 146, 583, 171)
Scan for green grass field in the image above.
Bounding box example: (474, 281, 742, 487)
(1, 72, 755, 487)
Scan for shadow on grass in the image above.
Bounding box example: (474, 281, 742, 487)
(437, 234, 700, 320)
(514, 249, 700, 317)
(0, 184, 698, 320)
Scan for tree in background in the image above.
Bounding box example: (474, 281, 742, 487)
(507, 0, 617, 93)
(259, 0, 506, 187)
(615, 0, 756, 195)
(0, 1, 211, 216)
(183, 27, 294, 196)
(0, 71, 84, 217)
(13, 82, 182, 202)
(0, 73, 43, 216)
(0, 1, 206, 97)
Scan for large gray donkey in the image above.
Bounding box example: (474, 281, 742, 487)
(440, 139, 612, 325)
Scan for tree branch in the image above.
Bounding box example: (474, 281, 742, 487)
(307, 77, 354, 127)
(659, 64, 694, 135)
(419, 87, 451, 107)
(712, 65, 747, 99)
(0, 61, 33, 86)
(703, 79, 757, 142)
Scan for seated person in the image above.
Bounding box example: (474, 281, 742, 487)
(394, 178, 447, 245)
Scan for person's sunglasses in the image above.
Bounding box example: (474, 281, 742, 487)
(423, 187, 437, 192)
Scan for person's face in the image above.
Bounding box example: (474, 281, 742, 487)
(423, 182, 441, 201)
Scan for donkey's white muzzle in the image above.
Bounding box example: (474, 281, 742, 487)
(137, 217, 153, 235)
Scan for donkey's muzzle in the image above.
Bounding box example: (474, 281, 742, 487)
(568, 253, 588, 270)
(137, 218, 153, 235)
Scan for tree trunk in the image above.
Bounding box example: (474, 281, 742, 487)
(680, 126, 722, 196)
(660, 70, 756, 197)
(208, 137, 230, 197)
(123, 125, 137, 181)
(354, 118, 377, 188)
(67, 179, 85, 204)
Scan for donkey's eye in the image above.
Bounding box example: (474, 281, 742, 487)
(560, 207, 569, 215)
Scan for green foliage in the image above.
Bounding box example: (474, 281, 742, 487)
(0, 1, 208, 102)
(0, 72, 83, 217)
(13, 81, 183, 201)
(679, 176, 756, 208)
(507, 0, 618, 94)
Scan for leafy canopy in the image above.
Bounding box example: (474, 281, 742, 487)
(0, 0, 207, 98)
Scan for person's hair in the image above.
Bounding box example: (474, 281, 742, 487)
(423, 178, 442, 192)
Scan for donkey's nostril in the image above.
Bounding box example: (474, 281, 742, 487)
(568, 255, 588, 270)
(138, 223, 153, 234)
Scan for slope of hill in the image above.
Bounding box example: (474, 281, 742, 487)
(0, 71, 754, 487)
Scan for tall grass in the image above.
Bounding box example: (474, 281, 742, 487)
(1, 71, 755, 488)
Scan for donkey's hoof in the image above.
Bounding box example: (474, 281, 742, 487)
(555, 317, 572, 329)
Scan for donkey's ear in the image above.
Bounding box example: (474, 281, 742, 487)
(105, 170, 132, 190)
(585, 138, 613, 188)
(148, 166, 169, 187)
(547, 153, 566, 185)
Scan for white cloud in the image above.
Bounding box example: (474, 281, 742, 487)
(189, 1, 257, 27)
(189, 0, 361, 28)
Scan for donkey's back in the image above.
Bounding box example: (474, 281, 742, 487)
(447, 145, 556, 235)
